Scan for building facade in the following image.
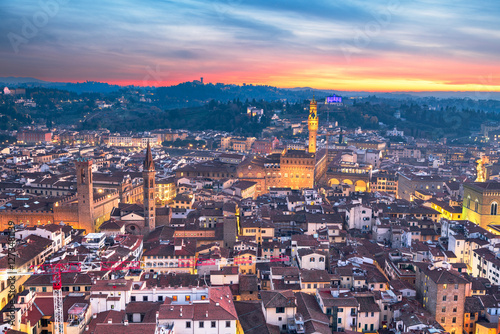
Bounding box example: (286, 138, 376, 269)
(308, 97, 318, 154)
(462, 182, 500, 230)
(415, 264, 470, 334)
(143, 142, 156, 232)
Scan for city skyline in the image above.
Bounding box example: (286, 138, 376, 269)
(1, 0, 499, 92)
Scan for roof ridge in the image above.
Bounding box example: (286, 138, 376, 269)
(33, 300, 45, 316)
(265, 291, 280, 307)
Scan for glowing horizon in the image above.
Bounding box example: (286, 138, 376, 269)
(1, 0, 499, 93)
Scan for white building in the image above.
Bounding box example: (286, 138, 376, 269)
(260, 290, 297, 332)
(345, 204, 373, 231)
(156, 286, 238, 334)
(296, 249, 326, 270)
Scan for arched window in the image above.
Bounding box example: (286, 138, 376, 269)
(492, 202, 498, 216)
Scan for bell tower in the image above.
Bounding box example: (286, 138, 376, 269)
(143, 142, 156, 232)
(76, 157, 94, 233)
(308, 97, 318, 154)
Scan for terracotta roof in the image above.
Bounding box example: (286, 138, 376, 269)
(139, 272, 200, 288)
(125, 302, 161, 322)
(464, 296, 484, 314)
(210, 266, 238, 276)
(300, 269, 331, 283)
(415, 263, 470, 285)
(24, 272, 93, 287)
(239, 275, 259, 292)
(23, 296, 54, 325)
(295, 292, 329, 324)
(93, 323, 157, 334)
(355, 296, 380, 313)
(99, 220, 125, 230)
(157, 287, 237, 321)
(260, 290, 296, 308)
(234, 301, 274, 334)
(87, 310, 126, 333)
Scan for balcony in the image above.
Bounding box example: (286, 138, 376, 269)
(288, 314, 305, 334)
(67, 303, 88, 328)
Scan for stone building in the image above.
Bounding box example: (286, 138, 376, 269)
(143, 142, 156, 232)
(0, 152, 157, 234)
(370, 170, 398, 195)
(415, 263, 471, 334)
(176, 98, 328, 196)
(397, 173, 446, 201)
(462, 182, 500, 230)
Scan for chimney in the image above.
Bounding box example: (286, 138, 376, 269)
(124, 320, 128, 326)
(216, 302, 220, 306)
(85, 326, 89, 331)
(92, 314, 97, 319)
(108, 319, 112, 324)
(206, 311, 208, 318)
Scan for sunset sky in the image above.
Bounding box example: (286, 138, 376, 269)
(1, 0, 499, 92)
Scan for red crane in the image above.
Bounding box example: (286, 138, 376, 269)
(30, 261, 141, 334)
(8, 256, 289, 333)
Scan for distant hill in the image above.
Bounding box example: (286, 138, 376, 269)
(1, 77, 499, 100)
(0, 78, 123, 94)
(0, 76, 50, 85)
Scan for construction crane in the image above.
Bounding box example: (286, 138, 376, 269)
(2, 261, 141, 334)
(31, 261, 141, 334)
(3, 255, 289, 333)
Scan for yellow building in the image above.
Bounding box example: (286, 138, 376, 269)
(429, 199, 463, 220)
(156, 177, 176, 206)
(24, 273, 93, 293)
(474, 322, 498, 334)
(463, 296, 482, 334)
(234, 250, 256, 275)
(171, 193, 195, 209)
(240, 219, 275, 244)
(300, 270, 331, 294)
(462, 182, 500, 230)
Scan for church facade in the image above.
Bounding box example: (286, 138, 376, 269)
(462, 182, 500, 230)
(1, 146, 157, 235)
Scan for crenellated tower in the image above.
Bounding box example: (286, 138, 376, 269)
(308, 97, 318, 154)
(76, 157, 94, 233)
(143, 142, 156, 232)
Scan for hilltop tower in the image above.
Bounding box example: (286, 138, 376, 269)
(308, 97, 318, 154)
(76, 157, 94, 233)
(143, 142, 156, 232)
